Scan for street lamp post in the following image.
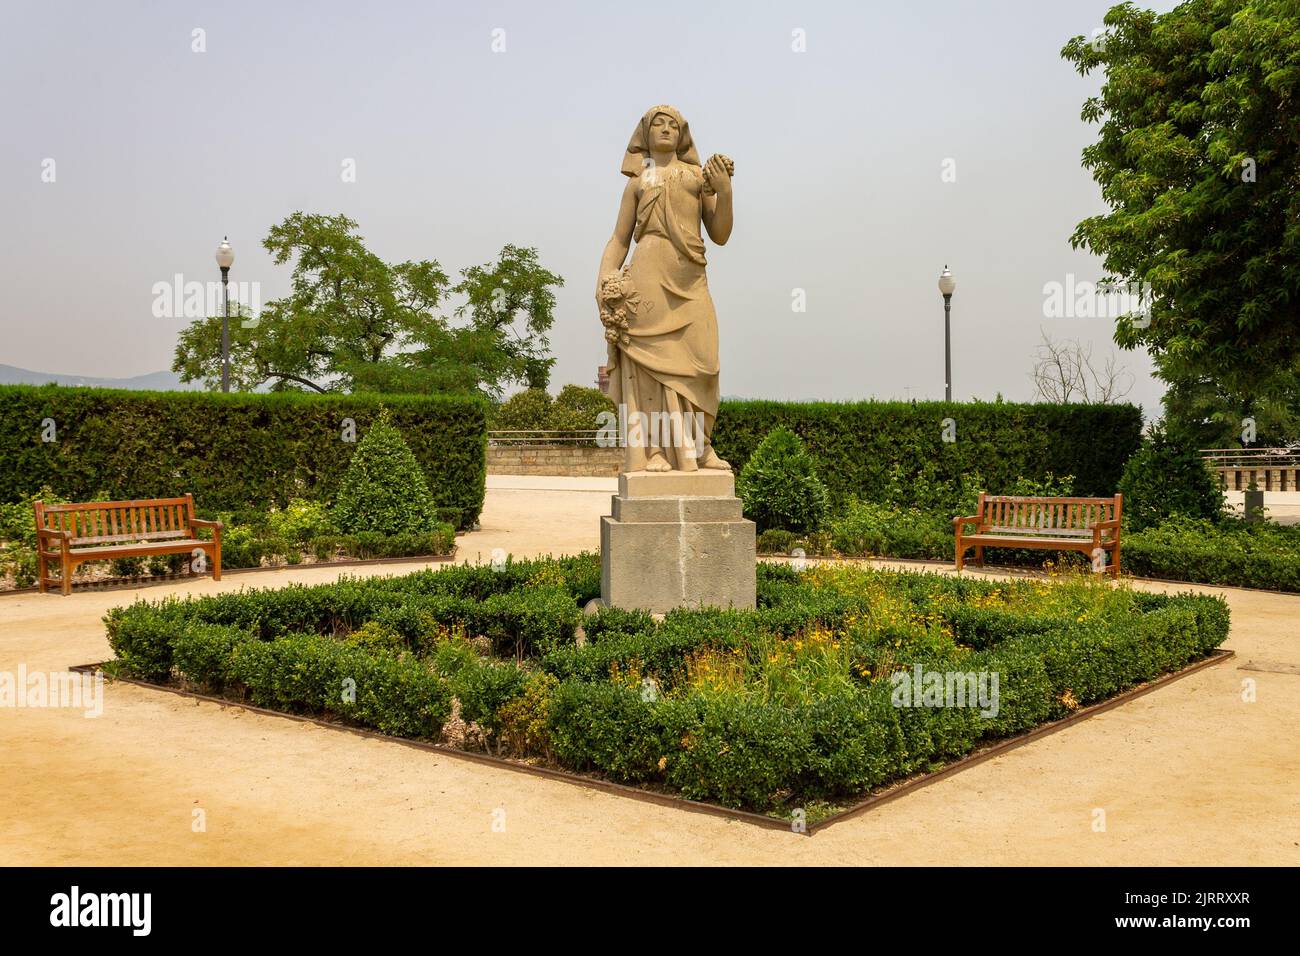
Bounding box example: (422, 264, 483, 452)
(215, 237, 235, 393)
(938, 266, 956, 402)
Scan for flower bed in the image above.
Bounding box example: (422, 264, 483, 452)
(104, 554, 1229, 816)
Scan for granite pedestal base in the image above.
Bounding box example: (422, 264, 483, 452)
(599, 470, 756, 613)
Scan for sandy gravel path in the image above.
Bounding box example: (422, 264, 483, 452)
(2, 479, 1296, 865)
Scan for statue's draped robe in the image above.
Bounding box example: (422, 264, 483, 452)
(607, 164, 720, 471)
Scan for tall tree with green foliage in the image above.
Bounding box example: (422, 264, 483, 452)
(1161, 371, 1299, 449)
(174, 213, 449, 392)
(1062, 0, 1300, 444)
(453, 244, 564, 391)
(173, 214, 563, 398)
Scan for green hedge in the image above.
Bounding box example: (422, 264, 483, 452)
(1124, 519, 1300, 593)
(712, 400, 1142, 508)
(0, 385, 487, 528)
(543, 592, 1228, 808)
(103, 554, 1231, 813)
(104, 554, 593, 676)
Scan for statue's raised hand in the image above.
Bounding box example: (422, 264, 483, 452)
(702, 154, 734, 196)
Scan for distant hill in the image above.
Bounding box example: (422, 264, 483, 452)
(0, 365, 201, 391)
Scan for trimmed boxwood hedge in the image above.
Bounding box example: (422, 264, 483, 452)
(540, 593, 1226, 807)
(0, 385, 487, 528)
(106, 558, 588, 672)
(104, 554, 1230, 813)
(225, 632, 451, 738)
(1124, 520, 1300, 593)
(711, 399, 1143, 508)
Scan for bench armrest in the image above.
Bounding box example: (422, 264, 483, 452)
(36, 527, 70, 557)
(1091, 519, 1121, 547)
(189, 518, 224, 537)
(953, 514, 981, 530)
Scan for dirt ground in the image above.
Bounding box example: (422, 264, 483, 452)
(2, 478, 1297, 866)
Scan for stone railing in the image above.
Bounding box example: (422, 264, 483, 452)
(1201, 447, 1300, 491)
(488, 429, 603, 446)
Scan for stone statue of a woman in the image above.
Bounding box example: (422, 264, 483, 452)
(596, 104, 735, 473)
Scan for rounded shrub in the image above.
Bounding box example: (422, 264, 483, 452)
(331, 410, 439, 536)
(546, 384, 615, 431)
(491, 388, 553, 430)
(1117, 425, 1224, 531)
(736, 426, 830, 534)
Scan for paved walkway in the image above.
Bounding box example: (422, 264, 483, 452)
(1, 481, 1296, 865)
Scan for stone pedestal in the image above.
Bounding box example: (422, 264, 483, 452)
(600, 470, 756, 614)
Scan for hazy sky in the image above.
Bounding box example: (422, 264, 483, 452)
(1, 0, 1179, 418)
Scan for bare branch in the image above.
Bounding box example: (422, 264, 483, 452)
(1031, 330, 1133, 404)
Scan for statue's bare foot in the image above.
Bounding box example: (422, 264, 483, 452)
(645, 452, 672, 472)
(699, 447, 731, 470)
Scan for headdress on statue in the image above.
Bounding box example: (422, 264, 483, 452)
(621, 104, 701, 177)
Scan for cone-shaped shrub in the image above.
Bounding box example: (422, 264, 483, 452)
(332, 410, 438, 535)
(736, 426, 830, 533)
(1117, 425, 1224, 531)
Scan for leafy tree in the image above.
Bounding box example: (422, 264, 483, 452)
(171, 302, 271, 392)
(346, 322, 506, 397)
(173, 214, 563, 398)
(174, 213, 453, 393)
(453, 244, 564, 391)
(1161, 370, 1300, 449)
(1062, 0, 1300, 441)
(736, 427, 830, 534)
(331, 411, 439, 535)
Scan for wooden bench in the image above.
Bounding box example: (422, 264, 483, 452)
(953, 493, 1122, 576)
(34, 494, 222, 595)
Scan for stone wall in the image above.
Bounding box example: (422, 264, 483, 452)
(488, 444, 622, 477)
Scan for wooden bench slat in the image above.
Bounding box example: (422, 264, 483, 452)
(983, 496, 1116, 506)
(70, 531, 191, 545)
(40, 497, 191, 512)
(964, 535, 1111, 548)
(69, 539, 208, 558)
(982, 526, 1092, 538)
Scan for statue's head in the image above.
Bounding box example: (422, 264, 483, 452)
(621, 104, 700, 177)
(648, 110, 681, 154)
